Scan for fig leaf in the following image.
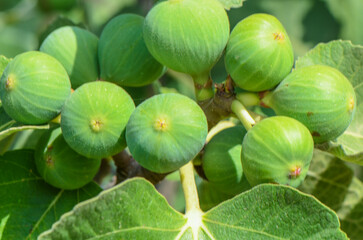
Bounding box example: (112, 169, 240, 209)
(0, 150, 101, 240)
(39, 178, 346, 239)
(299, 150, 363, 240)
(217, 0, 245, 10)
(296, 40, 363, 165)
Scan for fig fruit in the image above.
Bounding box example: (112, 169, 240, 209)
(61, 81, 135, 158)
(40, 26, 99, 89)
(35, 128, 101, 190)
(202, 126, 251, 195)
(99, 14, 165, 87)
(225, 13, 294, 92)
(126, 93, 208, 173)
(241, 116, 314, 188)
(262, 65, 356, 143)
(143, 0, 229, 77)
(0, 51, 71, 124)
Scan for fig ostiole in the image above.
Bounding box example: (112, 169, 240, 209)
(262, 64, 356, 143)
(99, 14, 166, 87)
(225, 13, 294, 92)
(126, 93, 208, 173)
(202, 125, 251, 195)
(241, 116, 314, 188)
(40, 26, 99, 89)
(0, 51, 71, 124)
(61, 81, 135, 158)
(35, 128, 101, 190)
(143, 0, 230, 76)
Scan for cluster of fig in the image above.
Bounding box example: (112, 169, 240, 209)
(0, 0, 356, 196)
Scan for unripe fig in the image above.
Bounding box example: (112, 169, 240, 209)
(35, 128, 101, 190)
(126, 93, 208, 173)
(202, 126, 251, 195)
(61, 81, 135, 158)
(241, 116, 314, 188)
(99, 14, 165, 87)
(40, 26, 99, 89)
(225, 13, 294, 92)
(143, 0, 229, 77)
(262, 65, 356, 143)
(0, 51, 71, 124)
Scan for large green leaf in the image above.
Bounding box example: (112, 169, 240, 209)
(39, 177, 346, 239)
(300, 150, 363, 240)
(0, 215, 9, 240)
(217, 0, 245, 10)
(0, 150, 102, 240)
(295, 40, 363, 164)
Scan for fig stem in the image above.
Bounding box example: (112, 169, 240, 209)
(231, 100, 255, 131)
(179, 161, 202, 213)
(236, 92, 260, 107)
(192, 72, 214, 102)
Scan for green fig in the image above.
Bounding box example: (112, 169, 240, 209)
(126, 93, 208, 173)
(241, 116, 314, 188)
(0, 51, 71, 124)
(40, 26, 99, 89)
(202, 126, 251, 195)
(35, 128, 101, 190)
(143, 0, 229, 78)
(262, 65, 356, 143)
(225, 13, 294, 92)
(99, 14, 165, 87)
(61, 81, 135, 158)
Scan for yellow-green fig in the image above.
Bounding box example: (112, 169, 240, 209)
(35, 128, 101, 190)
(225, 13, 294, 92)
(126, 93, 208, 173)
(40, 26, 99, 89)
(99, 14, 165, 87)
(241, 116, 314, 188)
(143, 0, 230, 78)
(262, 65, 356, 143)
(0, 51, 71, 124)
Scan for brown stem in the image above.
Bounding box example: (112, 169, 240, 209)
(113, 150, 169, 185)
(198, 76, 236, 130)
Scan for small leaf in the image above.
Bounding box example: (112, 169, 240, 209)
(0, 107, 51, 141)
(296, 40, 363, 164)
(300, 150, 363, 240)
(39, 178, 346, 239)
(0, 150, 101, 240)
(0, 55, 11, 76)
(217, 0, 245, 10)
(0, 215, 10, 240)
